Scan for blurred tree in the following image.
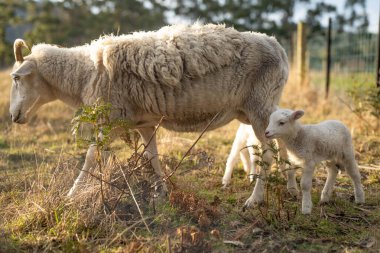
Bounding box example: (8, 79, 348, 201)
(25, 0, 167, 46)
(0, 0, 167, 66)
(25, 1, 69, 45)
(89, 0, 167, 35)
(0, 0, 24, 66)
(304, 2, 336, 36)
(171, 0, 339, 45)
(335, 0, 369, 32)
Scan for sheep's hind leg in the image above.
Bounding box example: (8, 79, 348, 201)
(320, 163, 338, 203)
(137, 127, 168, 196)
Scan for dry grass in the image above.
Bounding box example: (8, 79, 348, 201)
(0, 68, 379, 252)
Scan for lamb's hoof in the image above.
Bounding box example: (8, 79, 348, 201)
(221, 183, 230, 190)
(222, 179, 231, 188)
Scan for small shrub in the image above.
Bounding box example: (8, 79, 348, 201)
(347, 85, 380, 131)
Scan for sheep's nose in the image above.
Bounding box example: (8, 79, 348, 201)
(10, 111, 21, 123)
(265, 130, 270, 135)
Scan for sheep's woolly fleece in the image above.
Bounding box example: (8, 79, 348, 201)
(89, 24, 246, 87)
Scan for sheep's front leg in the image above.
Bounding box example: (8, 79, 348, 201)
(244, 142, 273, 208)
(300, 161, 316, 214)
(67, 128, 118, 197)
(243, 121, 274, 207)
(68, 144, 98, 197)
(137, 127, 168, 194)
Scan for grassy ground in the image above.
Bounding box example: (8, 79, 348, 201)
(0, 68, 379, 252)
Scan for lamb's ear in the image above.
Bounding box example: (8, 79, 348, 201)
(11, 61, 34, 78)
(291, 110, 304, 120)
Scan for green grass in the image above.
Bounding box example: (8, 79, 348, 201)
(0, 69, 379, 252)
(309, 71, 375, 91)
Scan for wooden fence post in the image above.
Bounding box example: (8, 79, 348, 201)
(325, 18, 332, 98)
(297, 22, 307, 86)
(376, 3, 380, 88)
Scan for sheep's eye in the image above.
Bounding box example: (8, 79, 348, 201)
(279, 122, 285, 126)
(12, 76, 20, 81)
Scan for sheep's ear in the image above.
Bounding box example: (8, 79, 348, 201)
(11, 61, 34, 78)
(291, 110, 304, 120)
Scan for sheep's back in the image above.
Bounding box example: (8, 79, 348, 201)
(91, 24, 250, 87)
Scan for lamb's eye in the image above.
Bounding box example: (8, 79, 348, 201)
(279, 122, 285, 126)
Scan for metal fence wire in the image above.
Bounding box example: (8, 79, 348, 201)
(308, 20, 377, 89)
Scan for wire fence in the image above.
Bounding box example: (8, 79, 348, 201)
(308, 20, 378, 90)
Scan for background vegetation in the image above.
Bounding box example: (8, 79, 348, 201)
(0, 0, 371, 66)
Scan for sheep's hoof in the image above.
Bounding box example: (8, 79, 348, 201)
(242, 197, 263, 212)
(319, 195, 331, 204)
(287, 187, 299, 198)
(354, 191, 365, 204)
(153, 181, 168, 200)
(67, 186, 78, 198)
(301, 206, 312, 215)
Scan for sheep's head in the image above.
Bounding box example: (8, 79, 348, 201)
(265, 109, 304, 139)
(9, 39, 55, 124)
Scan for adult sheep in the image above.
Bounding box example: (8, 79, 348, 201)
(9, 24, 296, 208)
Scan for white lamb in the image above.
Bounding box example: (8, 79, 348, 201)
(265, 108, 365, 214)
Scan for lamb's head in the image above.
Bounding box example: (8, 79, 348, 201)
(265, 109, 304, 139)
(9, 39, 55, 124)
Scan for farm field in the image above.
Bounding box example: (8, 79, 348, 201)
(0, 68, 380, 252)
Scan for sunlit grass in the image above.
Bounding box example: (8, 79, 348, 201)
(0, 68, 379, 252)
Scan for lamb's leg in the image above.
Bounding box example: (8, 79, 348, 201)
(277, 139, 298, 197)
(244, 123, 273, 208)
(137, 127, 168, 194)
(344, 157, 365, 204)
(320, 164, 338, 203)
(222, 124, 247, 187)
(240, 147, 251, 175)
(246, 145, 256, 182)
(300, 161, 316, 214)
